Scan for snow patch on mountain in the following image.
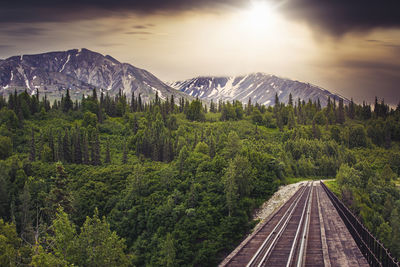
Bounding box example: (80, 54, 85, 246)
(169, 73, 348, 107)
(0, 48, 189, 102)
(60, 54, 70, 72)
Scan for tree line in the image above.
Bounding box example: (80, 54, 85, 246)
(0, 88, 399, 266)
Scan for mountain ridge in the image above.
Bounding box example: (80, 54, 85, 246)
(169, 72, 349, 106)
(0, 49, 349, 106)
(0, 48, 188, 102)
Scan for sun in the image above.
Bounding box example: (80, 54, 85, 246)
(244, 1, 277, 31)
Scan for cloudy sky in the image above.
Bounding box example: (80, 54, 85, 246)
(1, 0, 400, 105)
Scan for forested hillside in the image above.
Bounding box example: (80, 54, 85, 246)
(0, 89, 399, 266)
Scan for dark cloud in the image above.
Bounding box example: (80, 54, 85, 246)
(364, 40, 400, 54)
(0, 0, 245, 23)
(132, 24, 155, 29)
(346, 71, 400, 106)
(338, 60, 400, 73)
(278, 0, 400, 36)
(322, 58, 400, 105)
(132, 25, 148, 29)
(366, 39, 381, 43)
(0, 25, 46, 37)
(2, 1, 400, 36)
(0, 45, 14, 49)
(125, 31, 153, 35)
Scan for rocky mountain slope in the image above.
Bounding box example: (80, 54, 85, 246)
(0, 48, 187, 102)
(169, 73, 348, 106)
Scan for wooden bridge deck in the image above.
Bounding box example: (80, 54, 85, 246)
(220, 181, 369, 267)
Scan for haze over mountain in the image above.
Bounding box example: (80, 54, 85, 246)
(0, 48, 187, 102)
(0, 49, 349, 106)
(169, 73, 349, 106)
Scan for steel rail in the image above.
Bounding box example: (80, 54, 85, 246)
(292, 181, 314, 267)
(247, 182, 311, 267)
(221, 183, 307, 267)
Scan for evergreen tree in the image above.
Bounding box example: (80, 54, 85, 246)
(276, 114, 283, 131)
(98, 101, 104, 124)
(178, 146, 189, 175)
(56, 133, 63, 162)
(312, 120, 321, 139)
(385, 126, 392, 149)
(160, 233, 176, 267)
(49, 130, 55, 162)
(63, 89, 73, 113)
(155, 91, 160, 106)
(74, 128, 82, 164)
(288, 93, 293, 106)
(82, 132, 89, 165)
(63, 129, 71, 163)
(138, 94, 142, 112)
(246, 98, 252, 115)
(92, 88, 98, 101)
(105, 139, 111, 164)
(349, 98, 355, 119)
(122, 140, 128, 164)
(19, 182, 34, 244)
(288, 108, 296, 129)
(130, 92, 135, 112)
(274, 93, 280, 109)
(29, 128, 35, 161)
(337, 99, 345, 124)
(170, 95, 175, 113)
(209, 135, 216, 158)
(223, 160, 238, 217)
(186, 99, 205, 121)
(374, 96, 379, 116)
(333, 98, 336, 112)
(37, 132, 44, 161)
(8, 90, 15, 111)
(46, 163, 74, 219)
(218, 99, 223, 113)
(100, 91, 104, 107)
(91, 129, 101, 166)
(162, 138, 173, 163)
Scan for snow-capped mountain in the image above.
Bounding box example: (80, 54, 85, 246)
(0, 48, 187, 102)
(169, 73, 348, 106)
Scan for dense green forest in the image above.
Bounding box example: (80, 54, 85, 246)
(0, 88, 399, 266)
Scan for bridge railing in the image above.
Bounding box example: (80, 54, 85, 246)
(320, 181, 399, 267)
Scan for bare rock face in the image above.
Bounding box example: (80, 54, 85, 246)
(0, 48, 187, 102)
(169, 73, 349, 106)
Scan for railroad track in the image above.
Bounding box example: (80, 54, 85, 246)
(221, 184, 307, 266)
(223, 181, 326, 267)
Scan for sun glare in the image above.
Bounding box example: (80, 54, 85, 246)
(246, 1, 276, 30)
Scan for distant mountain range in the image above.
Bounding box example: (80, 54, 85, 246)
(169, 73, 349, 106)
(0, 48, 187, 102)
(0, 49, 348, 106)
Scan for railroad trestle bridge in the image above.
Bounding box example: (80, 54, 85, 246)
(220, 181, 399, 267)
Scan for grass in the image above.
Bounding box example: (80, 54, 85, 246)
(324, 179, 340, 196)
(284, 176, 334, 185)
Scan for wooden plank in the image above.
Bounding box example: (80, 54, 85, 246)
(316, 182, 331, 267)
(317, 182, 369, 267)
